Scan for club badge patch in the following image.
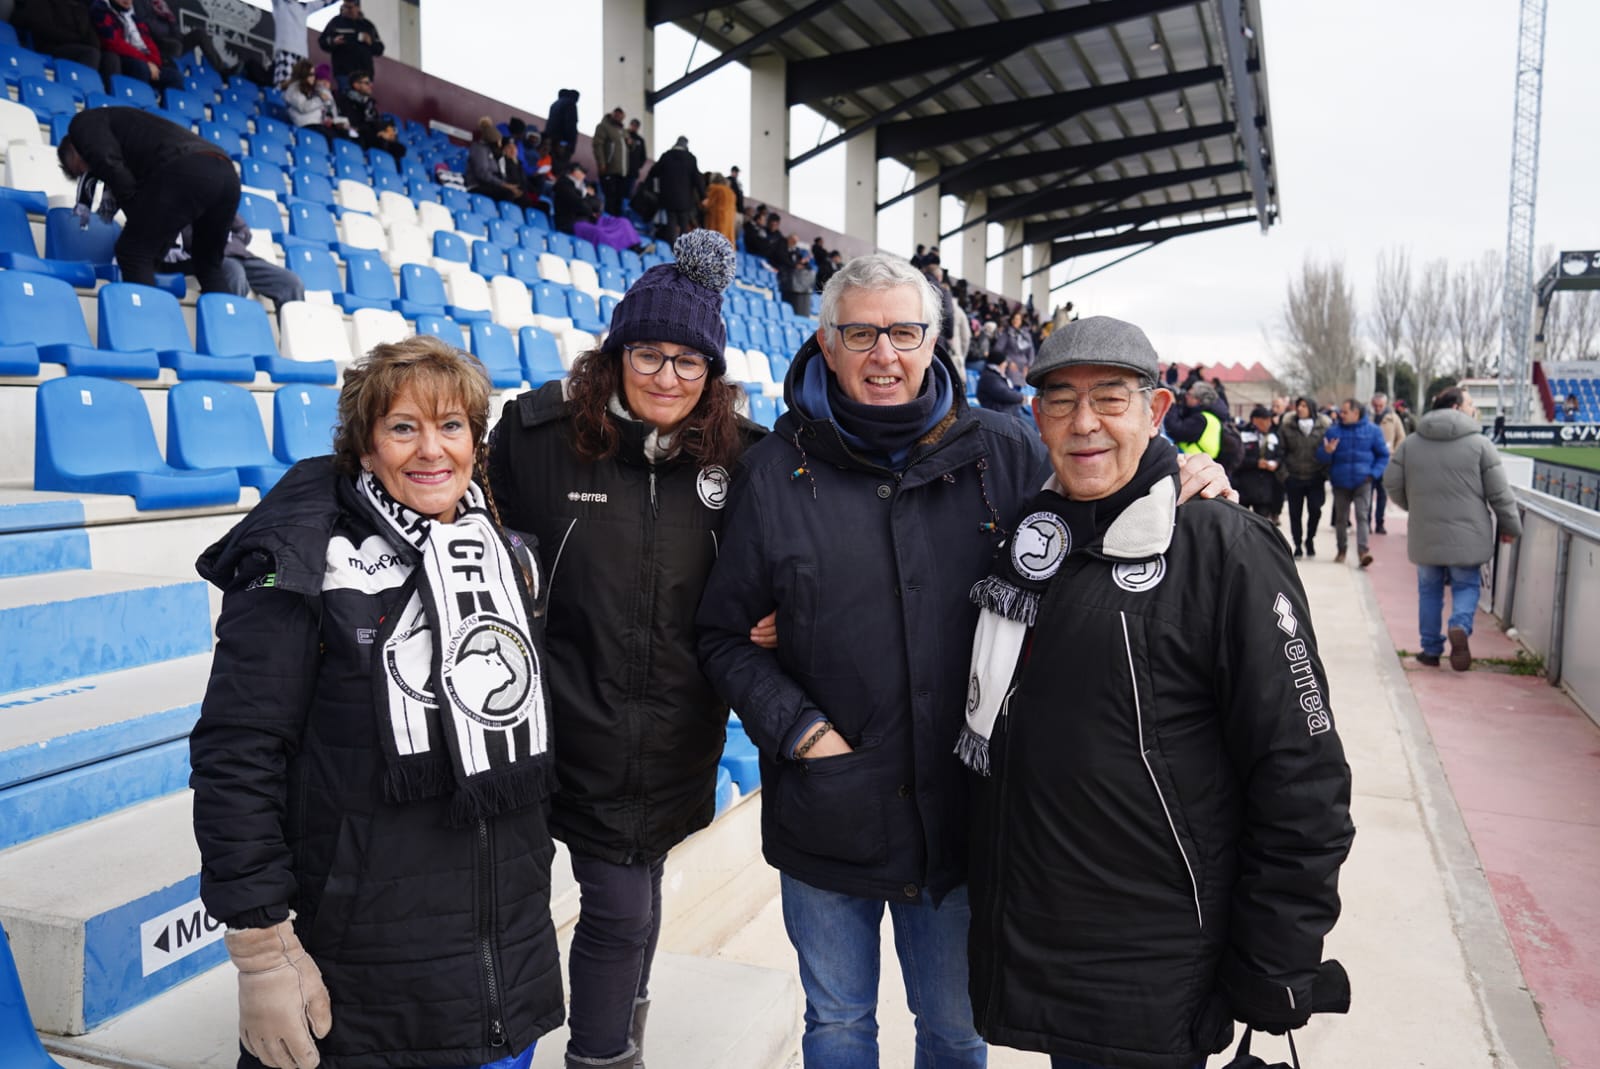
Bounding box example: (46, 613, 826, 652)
(1112, 557, 1166, 593)
(1011, 511, 1071, 581)
(440, 615, 538, 730)
(697, 465, 730, 510)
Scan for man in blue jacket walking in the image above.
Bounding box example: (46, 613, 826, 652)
(1320, 399, 1390, 567)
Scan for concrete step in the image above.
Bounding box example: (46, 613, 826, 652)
(0, 791, 220, 1035)
(0, 654, 210, 848)
(0, 498, 92, 579)
(0, 570, 212, 695)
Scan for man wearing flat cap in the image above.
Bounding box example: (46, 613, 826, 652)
(961, 316, 1355, 1068)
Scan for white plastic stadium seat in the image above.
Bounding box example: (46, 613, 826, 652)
(488, 275, 539, 332)
(377, 190, 417, 228)
(350, 307, 411, 356)
(6, 142, 77, 207)
(559, 329, 596, 370)
(335, 178, 380, 216)
(416, 200, 454, 237)
(445, 270, 493, 321)
(279, 300, 356, 368)
(245, 227, 282, 266)
(722, 348, 751, 382)
(567, 259, 601, 300)
(384, 221, 432, 270)
(338, 212, 388, 256)
(536, 253, 572, 287)
(0, 98, 45, 163)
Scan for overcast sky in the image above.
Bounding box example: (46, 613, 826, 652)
(419, 0, 1599, 374)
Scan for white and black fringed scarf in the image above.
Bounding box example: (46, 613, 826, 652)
(357, 472, 552, 822)
(956, 439, 1181, 775)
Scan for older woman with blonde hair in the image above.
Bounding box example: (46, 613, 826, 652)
(191, 335, 563, 1069)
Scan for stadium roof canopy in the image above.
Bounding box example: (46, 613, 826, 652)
(648, 0, 1278, 280)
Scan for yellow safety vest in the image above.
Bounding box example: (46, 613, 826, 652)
(1178, 410, 1222, 458)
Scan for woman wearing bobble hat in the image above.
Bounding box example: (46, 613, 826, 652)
(487, 229, 770, 1069)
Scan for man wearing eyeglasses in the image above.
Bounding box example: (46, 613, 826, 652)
(698, 261, 1233, 1068)
(961, 317, 1354, 1068)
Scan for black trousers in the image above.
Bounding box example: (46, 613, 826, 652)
(116, 152, 240, 293)
(566, 851, 664, 1062)
(1284, 475, 1326, 548)
(600, 174, 627, 217)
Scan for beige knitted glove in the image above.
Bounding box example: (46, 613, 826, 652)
(224, 919, 333, 1069)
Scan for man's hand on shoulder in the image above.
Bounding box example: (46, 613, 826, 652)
(1174, 451, 1238, 503)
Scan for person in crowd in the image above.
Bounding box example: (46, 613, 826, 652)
(337, 71, 402, 158)
(1235, 404, 1285, 520)
(190, 337, 564, 1069)
(1392, 397, 1417, 434)
(761, 214, 790, 273)
(971, 319, 997, 371)
(924, 264, 956, 352)
(90, 0, 182, 89)
(1271, 394, 1289, 418)
(727, 165, 744, 214)
(317, 0, 383, 86)
(134, 0, 244, 80)
(962, 315, 1353, 1069)
(1560, 392, 1582, 422)
(814, 247, 841, 292)
(496, 137, 538, 205)
(13, 0, 119, 88)
(992, 309, 1035, 386)
(367, 116, 405, 161)
(647, 135, 702, 241)
(1385, 387, 1520, 670)
(810, 236, 828, 270)
(590, 106, 629, 217)
(624, 117, 648, 199)
(282, 59, 351, 144)
(271, 0, 338, 86)
(947, 279, 971, 367)
(781, 247, 816, 318)
(1321, 398, 1390, 568)
(700, 173, 737, 246)
(1369, 391, 1406, 534)
(552, 161, 589, 235)
(696, 259, 1233, 1069)
(488, 231, 771, 1069)
(1164, 381, 1242, 474)
(1279, 396, 1330, 558)
(977, 348, 1025, 418)
(466, 116, 529, 205)
(166, 214, 303, 318)
(544, 87, 580, 173)
(58, 106, 239, 292)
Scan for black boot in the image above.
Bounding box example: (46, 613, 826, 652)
(631, 998, 650, 1068)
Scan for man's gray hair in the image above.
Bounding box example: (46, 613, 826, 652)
(1371, 391, 1388, 403)
(818, 253, 943, 339)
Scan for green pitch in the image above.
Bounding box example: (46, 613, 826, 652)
(1506, 446, 1600, 472)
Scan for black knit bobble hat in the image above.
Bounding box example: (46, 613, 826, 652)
(606, 229, 736, 374)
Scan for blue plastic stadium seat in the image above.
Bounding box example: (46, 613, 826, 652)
(597, 264, 627, 294)
(373, 171, 406, 195)
(719, 721, 760, 792)
(0, 43, 51, 87)
(545, 233, 574, 261)
(465, 192, 495, 218)
(0, 919, 69, 1069)
(764, 321, 787, 353)
(439, 187, 472, 215)
(197, 119, 241, 154)
(596, 244, 621, 270)
(414, 313, 464, 346)
(725, 317, 751, 349)
(283, 199, 339, 249)
(197, 292, 333, 384)
(749, 394, 778, 428)
(0, 270, 158, 378)
(496, 200, 524, 225)
(518, 327, 565, 385)
(283, 245, 348, 302)
(238, 191, 284, 238)
(255, 115, 291, 142)
(620, 249, 643, 274)
(523, 207, 551, 231)
(342, 251, 400, 312)
(163, 88, 207, 120)
(17, 75, 76, 122)
(505, 248, 543, 288)
(468, 321, 524, 388)
(291, 168, 337, 207)
(409, 180, 442, 205)
(246, 136, 294, 170)
(49, 57, 101, 99)
(293, 127, 330, 158)
(453, 212, 489, 240)
(432, 229, 469, 264)
(367, 148, 398, 176)
(210, 103, 249, 132)
(599, 294, 620, 326)
(470, 241, 507, 279)
(35, 376, 240, 508)
(519, 227, 548, 254)
(767, 352, 792, 383)
(397, 262, 449, 318)
(98, 282, 255, 381)
(0, 21, 16, 47)
(239, 158, 287, 198)
(486, 218, 519, 250)
(166, 381, 288, 492)
(566, 291, 607, 335)
(272, 385, 339, 463)
(0, 199, 96, 290)
(107, 73, 159, 109)
(570, 237, 599, 265)
(220, 78, 260, 104)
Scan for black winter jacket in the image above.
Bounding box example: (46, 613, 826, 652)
(190, 458, 563, 1069)
(649, 146, 703, 213)
(66, 107, 225, 209)
(968, 487, 1354, 1067)
(488, 382, 765, 863)
(317, 14, 384, 78)
(976, 364, 1026, 418)
(697, 340, 1047, 903)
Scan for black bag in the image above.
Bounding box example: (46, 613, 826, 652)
(1220, 1028, 1302, 1069)
(630, 184, 659, 221)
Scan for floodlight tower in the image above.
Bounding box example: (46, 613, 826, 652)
(1498, 0, 1548, 421)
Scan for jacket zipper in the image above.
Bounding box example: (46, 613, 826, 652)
(545, 518, 577, 600)
(477, 817, 507, 1049)
(982, 679, 1019, 1028)
(648, 466, 658, 516)
(1119, 612, 1203, 928)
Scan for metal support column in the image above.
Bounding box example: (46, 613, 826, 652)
(912, 160, 939, 261)
(844, 128, 878, 250)
(749, 53, 789, 210)
(962, 193, 986, 286)
(1498, 0, 1548, 421)
(603, 0, 653, 145)
(1000, 220, 1024, 301)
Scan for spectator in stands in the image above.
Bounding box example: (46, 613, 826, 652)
(466, 116, 525, 205)
(1384, 387, 1521, 670)
(1279, 396, 1330, 558)
(271, 0, 337, 86)
(647, 135, 702, 242)
(1235, 404, 1285, 520)
(1320, 398, 1390, 568)
(1369, 391, 1406, 534)
(971, 318, 997, 370)
(488, 231, 769, 1069)
(810, 236, 828, 271)
(814, 247, 840, 292)
(977, 347, 1025, 418)
(624, 117, 647, 199)
(948, 280, 971, 367)
(552, 160, 589, 235)
(167, 214, 303, 317)
(544, 87, 580, 172)
(282, 59, 351, 145)
(781, 247, 816, 318)
(1561, 392, 1582, 422)
(741, 203, 768, 259)
(700, 173, 737, 246)
(12, 0, 118, 89)
(317, 0, 383, 87)
(338, 71, 402, 158)
(190, 336, 562, 1069)
(58, 106, 240, 292)
(728, 165, 745, 213)
(368, 116, 404, 161)
(762, 215, 791, 273)
(962, 316, 1352, 1068)
(697, 264, 1233, 1069)
(591, 106, 629, 217)
(992, 308, 1035, 386)
(90, 0, 181, 90)
(134, 0, 245, 80)
(925, 263, 956, 352)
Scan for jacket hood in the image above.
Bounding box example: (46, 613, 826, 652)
(196, 455, 348, 595)
(1417, 407, 1481, 441)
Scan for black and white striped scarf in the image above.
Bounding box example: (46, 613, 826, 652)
(357, 472, 552, 821)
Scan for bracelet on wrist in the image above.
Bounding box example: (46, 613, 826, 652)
(795, 722, 832, 758)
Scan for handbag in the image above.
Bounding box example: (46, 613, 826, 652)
(1219, 1028, 1302, 1069)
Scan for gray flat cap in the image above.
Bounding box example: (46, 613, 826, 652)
(1026, 315, 1159, 387)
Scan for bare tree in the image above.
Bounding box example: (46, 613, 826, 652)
(1280, 257, 1361, 398)
(1370, 247, 1410, 396)
(1447, 252, 1503, 377)
(1546, 291, 1600, 361)
(1405, 259, 1450, 406)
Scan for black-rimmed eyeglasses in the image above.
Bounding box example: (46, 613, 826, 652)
(834, 322, 929, 352)
(624, 344, 710, 381)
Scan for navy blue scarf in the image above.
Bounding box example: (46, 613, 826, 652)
(799, 352, 954, 470)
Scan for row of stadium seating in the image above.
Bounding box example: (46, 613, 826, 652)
(1547, 376, 1600, 421)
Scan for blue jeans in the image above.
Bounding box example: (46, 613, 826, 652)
(1417, 564, 1481, 656)
(436, 1044, 535, 1069)
(780, 873, 986, 1069)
